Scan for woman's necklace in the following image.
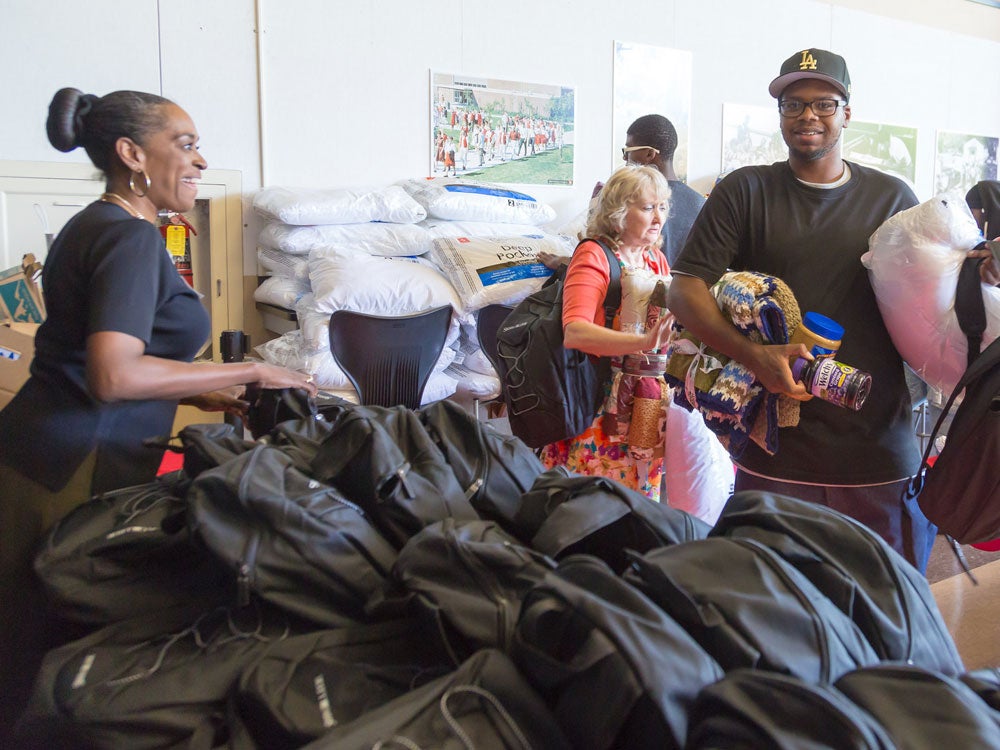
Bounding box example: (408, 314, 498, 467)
(100, 192, 147, 221)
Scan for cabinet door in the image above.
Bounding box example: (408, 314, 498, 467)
(0, 171, 104, 269)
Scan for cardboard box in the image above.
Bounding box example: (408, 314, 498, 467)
(0, 321, 38, 409)
(0, 254, 45, 324)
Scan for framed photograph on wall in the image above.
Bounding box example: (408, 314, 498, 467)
(612, 42, 692, 182)
(843, 120, 918, 190)
(720, 103, 784, 177)
(430, 71, 575, 187)
(934, 130, 999, 195)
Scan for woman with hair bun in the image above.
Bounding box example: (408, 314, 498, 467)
(0, 88, 317, 733)
(539, 164, 674, 501)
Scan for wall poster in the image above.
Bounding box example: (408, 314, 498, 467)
(934, 131, 999, 195)
(430, 71, 575, 187)
(720, 103, 784, 176)
(612, 42, 692, 182)
(843, 120, 918, 189)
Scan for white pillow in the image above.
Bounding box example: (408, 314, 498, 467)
(663, 398, 734, 526)
(308, 246, 465, 317)
(862, 189, 1000, 394)
(398, 178, 556, 225)
(253, 184, 426, 225)
(418, 218, 545, 239)
(253, 275, 311, 309)
(428, 234, 574, 312)
(259, 221, 433, 257)
(257, 247, 310, 280)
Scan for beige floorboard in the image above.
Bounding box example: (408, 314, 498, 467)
(931, 557, 1000, 671)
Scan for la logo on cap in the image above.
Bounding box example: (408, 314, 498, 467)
(798, 50, 819, 71)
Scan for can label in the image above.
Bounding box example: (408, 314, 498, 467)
(808, 358, 870, 410)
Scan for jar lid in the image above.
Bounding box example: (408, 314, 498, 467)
(802, 311, 844, 341)
(790, 356, 810, 382)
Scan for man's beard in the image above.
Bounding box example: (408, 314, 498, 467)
(787, 131, 842, 162)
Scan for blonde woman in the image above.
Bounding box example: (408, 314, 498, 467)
(540, 165, 674, 500)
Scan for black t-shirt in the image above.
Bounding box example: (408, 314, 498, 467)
(672, 161, 920, 484)
(0, 201, 210, 492)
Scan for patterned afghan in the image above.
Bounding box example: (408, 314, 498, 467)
(664, 271, 802, 456)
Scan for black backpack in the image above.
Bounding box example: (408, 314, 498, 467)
(33, 475, 229, 629)
(187, 444, 398, 628)
(370, 519, 554, 667)
(301, 648, 573, 750)
(495, 238, 621, 448)
(15, 602, 292, 750)
(906, 254, 1000, 544)
(834, 664, 1000, 747)
(511, 555, 724, 750)
(309, 404, 478, 548)
(623, 537, 880, 683)
(230, 619, 449, 750)
(709, 490, 964, 674)
(686, 669, 894, 749)
(508, 467, 710, 573)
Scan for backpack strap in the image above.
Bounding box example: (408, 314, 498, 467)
(955, 249, 988, 368)
(584, 237, 623, 329)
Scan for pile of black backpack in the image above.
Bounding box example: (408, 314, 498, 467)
(14, 397, 1000, 749)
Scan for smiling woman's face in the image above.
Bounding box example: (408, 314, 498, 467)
(138, 103, 207, 213)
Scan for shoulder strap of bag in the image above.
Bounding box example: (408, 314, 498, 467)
(581, 237, 622, 329)
(955, 249, 988, 369)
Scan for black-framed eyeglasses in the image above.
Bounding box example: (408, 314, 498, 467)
(778, 98, 847, 117)
(622, 145, 660, 161)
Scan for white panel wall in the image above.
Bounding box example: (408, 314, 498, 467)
(1, 0, 997, 271)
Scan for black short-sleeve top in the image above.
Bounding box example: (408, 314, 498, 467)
(0, 201, 210, 492)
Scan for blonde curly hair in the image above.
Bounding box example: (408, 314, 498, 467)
(587, 165, 671, 249)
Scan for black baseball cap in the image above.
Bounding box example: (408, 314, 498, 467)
(769, 48, 851, 102)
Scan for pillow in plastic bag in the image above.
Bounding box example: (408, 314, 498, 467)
(258, 221, 432, 257)
(862, 189, 1000, 394)
(253, 185, 426, 225)
(397, 178, 556, 225)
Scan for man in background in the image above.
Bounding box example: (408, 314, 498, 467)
(622, 114, 706, 266)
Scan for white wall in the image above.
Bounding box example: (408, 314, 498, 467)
(2, 0, 998, 272)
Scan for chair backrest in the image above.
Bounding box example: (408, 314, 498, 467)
(329, 305, 453, 409)
(476, 304, 514, 376)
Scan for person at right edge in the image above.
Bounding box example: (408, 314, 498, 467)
(966, 179, 1000, 240)
(666, 48, 999, 571)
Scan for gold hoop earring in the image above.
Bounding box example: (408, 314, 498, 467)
(129, 169, 150, 198)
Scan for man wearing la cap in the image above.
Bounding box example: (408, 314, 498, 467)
(666, 48, 935, 568)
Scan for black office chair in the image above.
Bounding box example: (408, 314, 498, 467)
(328, 305, 453, 409)
(473, 303, 514, 419)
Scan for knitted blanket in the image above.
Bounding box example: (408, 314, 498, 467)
(664, 271, 802, 456)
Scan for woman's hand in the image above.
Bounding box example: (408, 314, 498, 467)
(642, 314, 675, 353)
(250, 361, 320, 397)
(182, 385, 249, 417)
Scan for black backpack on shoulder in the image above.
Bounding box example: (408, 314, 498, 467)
(495, 238, 621, 448)
(906, 253, 1000, 544)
